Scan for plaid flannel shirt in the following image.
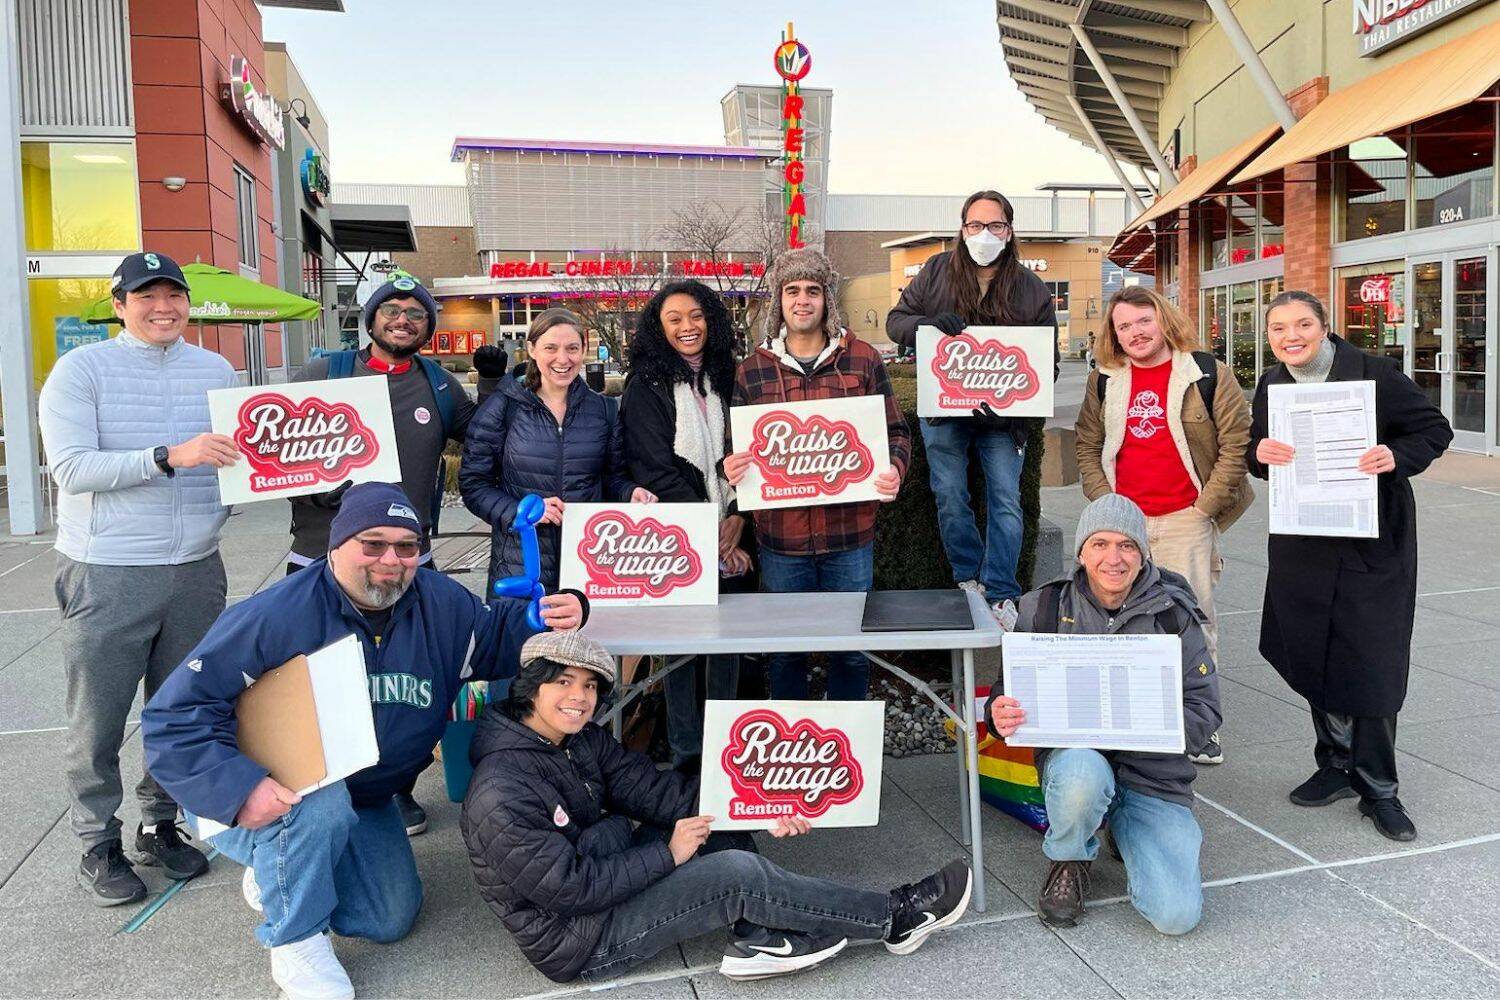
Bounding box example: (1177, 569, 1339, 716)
(731, 330, 911, 556)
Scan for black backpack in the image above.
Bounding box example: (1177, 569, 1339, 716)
(1095, 351, 1218, 420)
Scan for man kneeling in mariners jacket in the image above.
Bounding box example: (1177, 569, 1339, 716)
(142, 483, 586, 1000)
(462, 630, 972, 985)
(986, 494, 1221, 934)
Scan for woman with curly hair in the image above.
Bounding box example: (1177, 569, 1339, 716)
(621, 280, 753, 770)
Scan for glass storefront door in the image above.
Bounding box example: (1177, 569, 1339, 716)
(1409, 253, 1493, 452)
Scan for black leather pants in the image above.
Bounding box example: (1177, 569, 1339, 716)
(1312, 708, 1398, 800)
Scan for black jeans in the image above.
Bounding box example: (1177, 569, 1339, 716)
(1312, 708, 1398, 799)
(576, 828, 891, 982)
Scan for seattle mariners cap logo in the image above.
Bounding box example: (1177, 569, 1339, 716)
(392, 277, 416, 291)
(144, 253, 161, 270)
(387, 503, 418, 522)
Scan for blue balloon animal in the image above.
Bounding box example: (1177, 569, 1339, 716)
(492, 493, 548, 631)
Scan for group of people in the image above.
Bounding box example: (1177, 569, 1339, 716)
(34, 177, 1452, 999)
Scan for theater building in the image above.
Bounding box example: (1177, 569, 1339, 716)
(998, 0, 1500, 452)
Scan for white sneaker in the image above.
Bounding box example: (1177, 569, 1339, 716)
(270, 932, 354, 1000)
(242, 866, 263, 913)
(957, 580, 986, 599)
(990, 599, 1019, 632)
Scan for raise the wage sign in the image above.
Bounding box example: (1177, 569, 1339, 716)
(730, 395, 889, 511)
(916, 325, 1054, 419)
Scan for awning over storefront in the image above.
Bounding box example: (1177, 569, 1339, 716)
(79, 263, 321, 324)
(330, 203, 416, 252)
(1231, 18, 1500, 185)
(1106, 225, 1157, 272)
(1124, 123, 1283, 231)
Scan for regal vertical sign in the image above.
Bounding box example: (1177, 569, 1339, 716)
(775, 24, 812, 249)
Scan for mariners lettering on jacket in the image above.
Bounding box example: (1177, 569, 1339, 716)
(234, 392, 381, 493)
(930, 333, 1041, 410)
(721, 709, 864, 819)
(748, 411, 874, 501)
(579, 511, 702, 599)
(367, 672, 434, 709)
(1127, 389, 1164, 439)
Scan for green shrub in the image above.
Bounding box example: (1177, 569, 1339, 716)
(873, 377, 1044, 594)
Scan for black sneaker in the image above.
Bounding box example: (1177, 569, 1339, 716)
(719, 924, 848, 981)
(1360, 797, 1417, 842)
(885, 859, 972, 955)
(1188, 731, 1224, 765)
(133, 822, 210, 881)
(396, 793, 428, 836)
(78, 839, 147, 907)
(1289, 766, 1357, 807)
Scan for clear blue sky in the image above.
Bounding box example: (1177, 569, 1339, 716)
(262, 0, 1120, 197)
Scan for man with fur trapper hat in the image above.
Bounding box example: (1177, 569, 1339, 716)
(724, 248, 911, 700)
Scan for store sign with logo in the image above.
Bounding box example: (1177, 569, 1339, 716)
(1020, 258, 1049, 272)
(300, 148, 330, 207)
(559, 503, 719, 606)
(208, 377, 400, 503)
(699, 701, 884, 829)
(488, 258, 766, 279)
(1352, 0, 1495, 56)
(224, 55, 286, 149)
(776, 26, 812, 250)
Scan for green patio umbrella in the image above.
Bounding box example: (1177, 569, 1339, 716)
(80, 262, 322, 324)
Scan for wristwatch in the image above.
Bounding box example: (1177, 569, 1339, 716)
(153, 445, 175, 478)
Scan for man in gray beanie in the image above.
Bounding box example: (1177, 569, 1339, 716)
(983, 494, 1221, 937)
(287, 273, 478, 835)
(723, 248, 912, 701)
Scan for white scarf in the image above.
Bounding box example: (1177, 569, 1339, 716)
(671, 381, 731, 513)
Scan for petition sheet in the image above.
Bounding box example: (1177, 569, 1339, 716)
(1267, 380, 1378, 538)
(1002, 633, 1184, 753)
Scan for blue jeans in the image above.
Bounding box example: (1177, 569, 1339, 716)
(758, 544, 874, 700)
(920, 419, 1025, 603)
(203, 782, 423, 948)
(665, 655, 740, 765)
(1041, 748, 1203, 936)
(578, 843, 890, 981)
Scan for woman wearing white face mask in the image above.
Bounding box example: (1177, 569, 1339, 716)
(887, 190, 1059, 626)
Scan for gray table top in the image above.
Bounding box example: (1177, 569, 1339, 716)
(580, 590, 1002, 656)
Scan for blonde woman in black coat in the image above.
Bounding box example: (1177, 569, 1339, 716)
(1248, 290, 1451, 842)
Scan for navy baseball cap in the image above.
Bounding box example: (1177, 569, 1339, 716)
(111, 252, 190, 297)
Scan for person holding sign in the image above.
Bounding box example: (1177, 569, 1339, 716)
(142, 483, 585, 1000)
(724, 249, 911, 700)
(462, 308, 653, 596)
(985, 495, 1220, 934)
(1248, 291, 1451, 842)
(622, 281, 755, 768)
(38, 251, 239, 907)
(885, 190, 1059, 628)
(462, 630, 972, 985)
(1074, 286, 1251, 766)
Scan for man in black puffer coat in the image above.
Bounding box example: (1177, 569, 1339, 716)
(462, 631, 974, 985)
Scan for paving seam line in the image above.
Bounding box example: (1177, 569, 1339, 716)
(0, 548, 51, 581)
(1322, 869, 1500, 977)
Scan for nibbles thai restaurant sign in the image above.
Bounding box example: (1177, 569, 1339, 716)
(730, 396, 889, 511)
(209, 377, 400, 504)
(559, 503, 719, 606)
(1352, 0, 1494, 56)
(916, 325, 1054, 418)
(699, 701, 884, 829)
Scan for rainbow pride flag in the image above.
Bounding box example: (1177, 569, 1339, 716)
(946, 686, 1048, 832)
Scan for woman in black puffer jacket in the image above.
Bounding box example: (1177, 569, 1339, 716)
(460, 308, 651, 593)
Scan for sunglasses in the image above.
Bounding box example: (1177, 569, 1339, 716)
(377, 303, 429, 325)
(356, 537, 421, 559)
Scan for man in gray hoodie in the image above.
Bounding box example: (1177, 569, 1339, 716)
(985, 494, 1221, 935)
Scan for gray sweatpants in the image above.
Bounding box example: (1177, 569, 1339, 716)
(55, 552, 227, 850)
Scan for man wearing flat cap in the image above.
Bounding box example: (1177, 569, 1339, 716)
(985, 494, 1221, 936)
(143, 482, 586, 1000)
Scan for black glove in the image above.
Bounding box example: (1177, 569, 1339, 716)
(308, 479, 353, 510)
(473, 344, 507, 379)
(970, 402, 1008, 429)
(928, 312, 966, 336)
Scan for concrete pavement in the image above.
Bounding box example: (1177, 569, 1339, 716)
(2, 368, 1499, 997)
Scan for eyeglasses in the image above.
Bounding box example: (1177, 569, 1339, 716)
(962, 221, 1013, 236)
(356, 537, 421, 559)
(377, 303, 429, 325)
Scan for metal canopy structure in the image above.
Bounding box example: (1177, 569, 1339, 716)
(997, 0, 1206, 178)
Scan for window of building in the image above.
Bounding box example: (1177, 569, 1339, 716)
(21, 141, 139, 252)
(1201, 198, 1229, 270)
(1411, 102, 1496, 230)
(1204, 285, 1227, 363)
(1334, 262, 1406, 365)
(1228, 196, 1258, 266)
(1340, 135, 1409, 242)
(1259, 186, 1285, 259)
(234, 165, 258, 269)
(1229, 282, 1257, 388)
(1158, 234, 1178, 288)
(1259, 276, 1283, 378)
(28, 278, 113, 387)
(1046, 281, 1070, 313)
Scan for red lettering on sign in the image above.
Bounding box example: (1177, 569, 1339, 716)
(784, 127, 804, 154)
